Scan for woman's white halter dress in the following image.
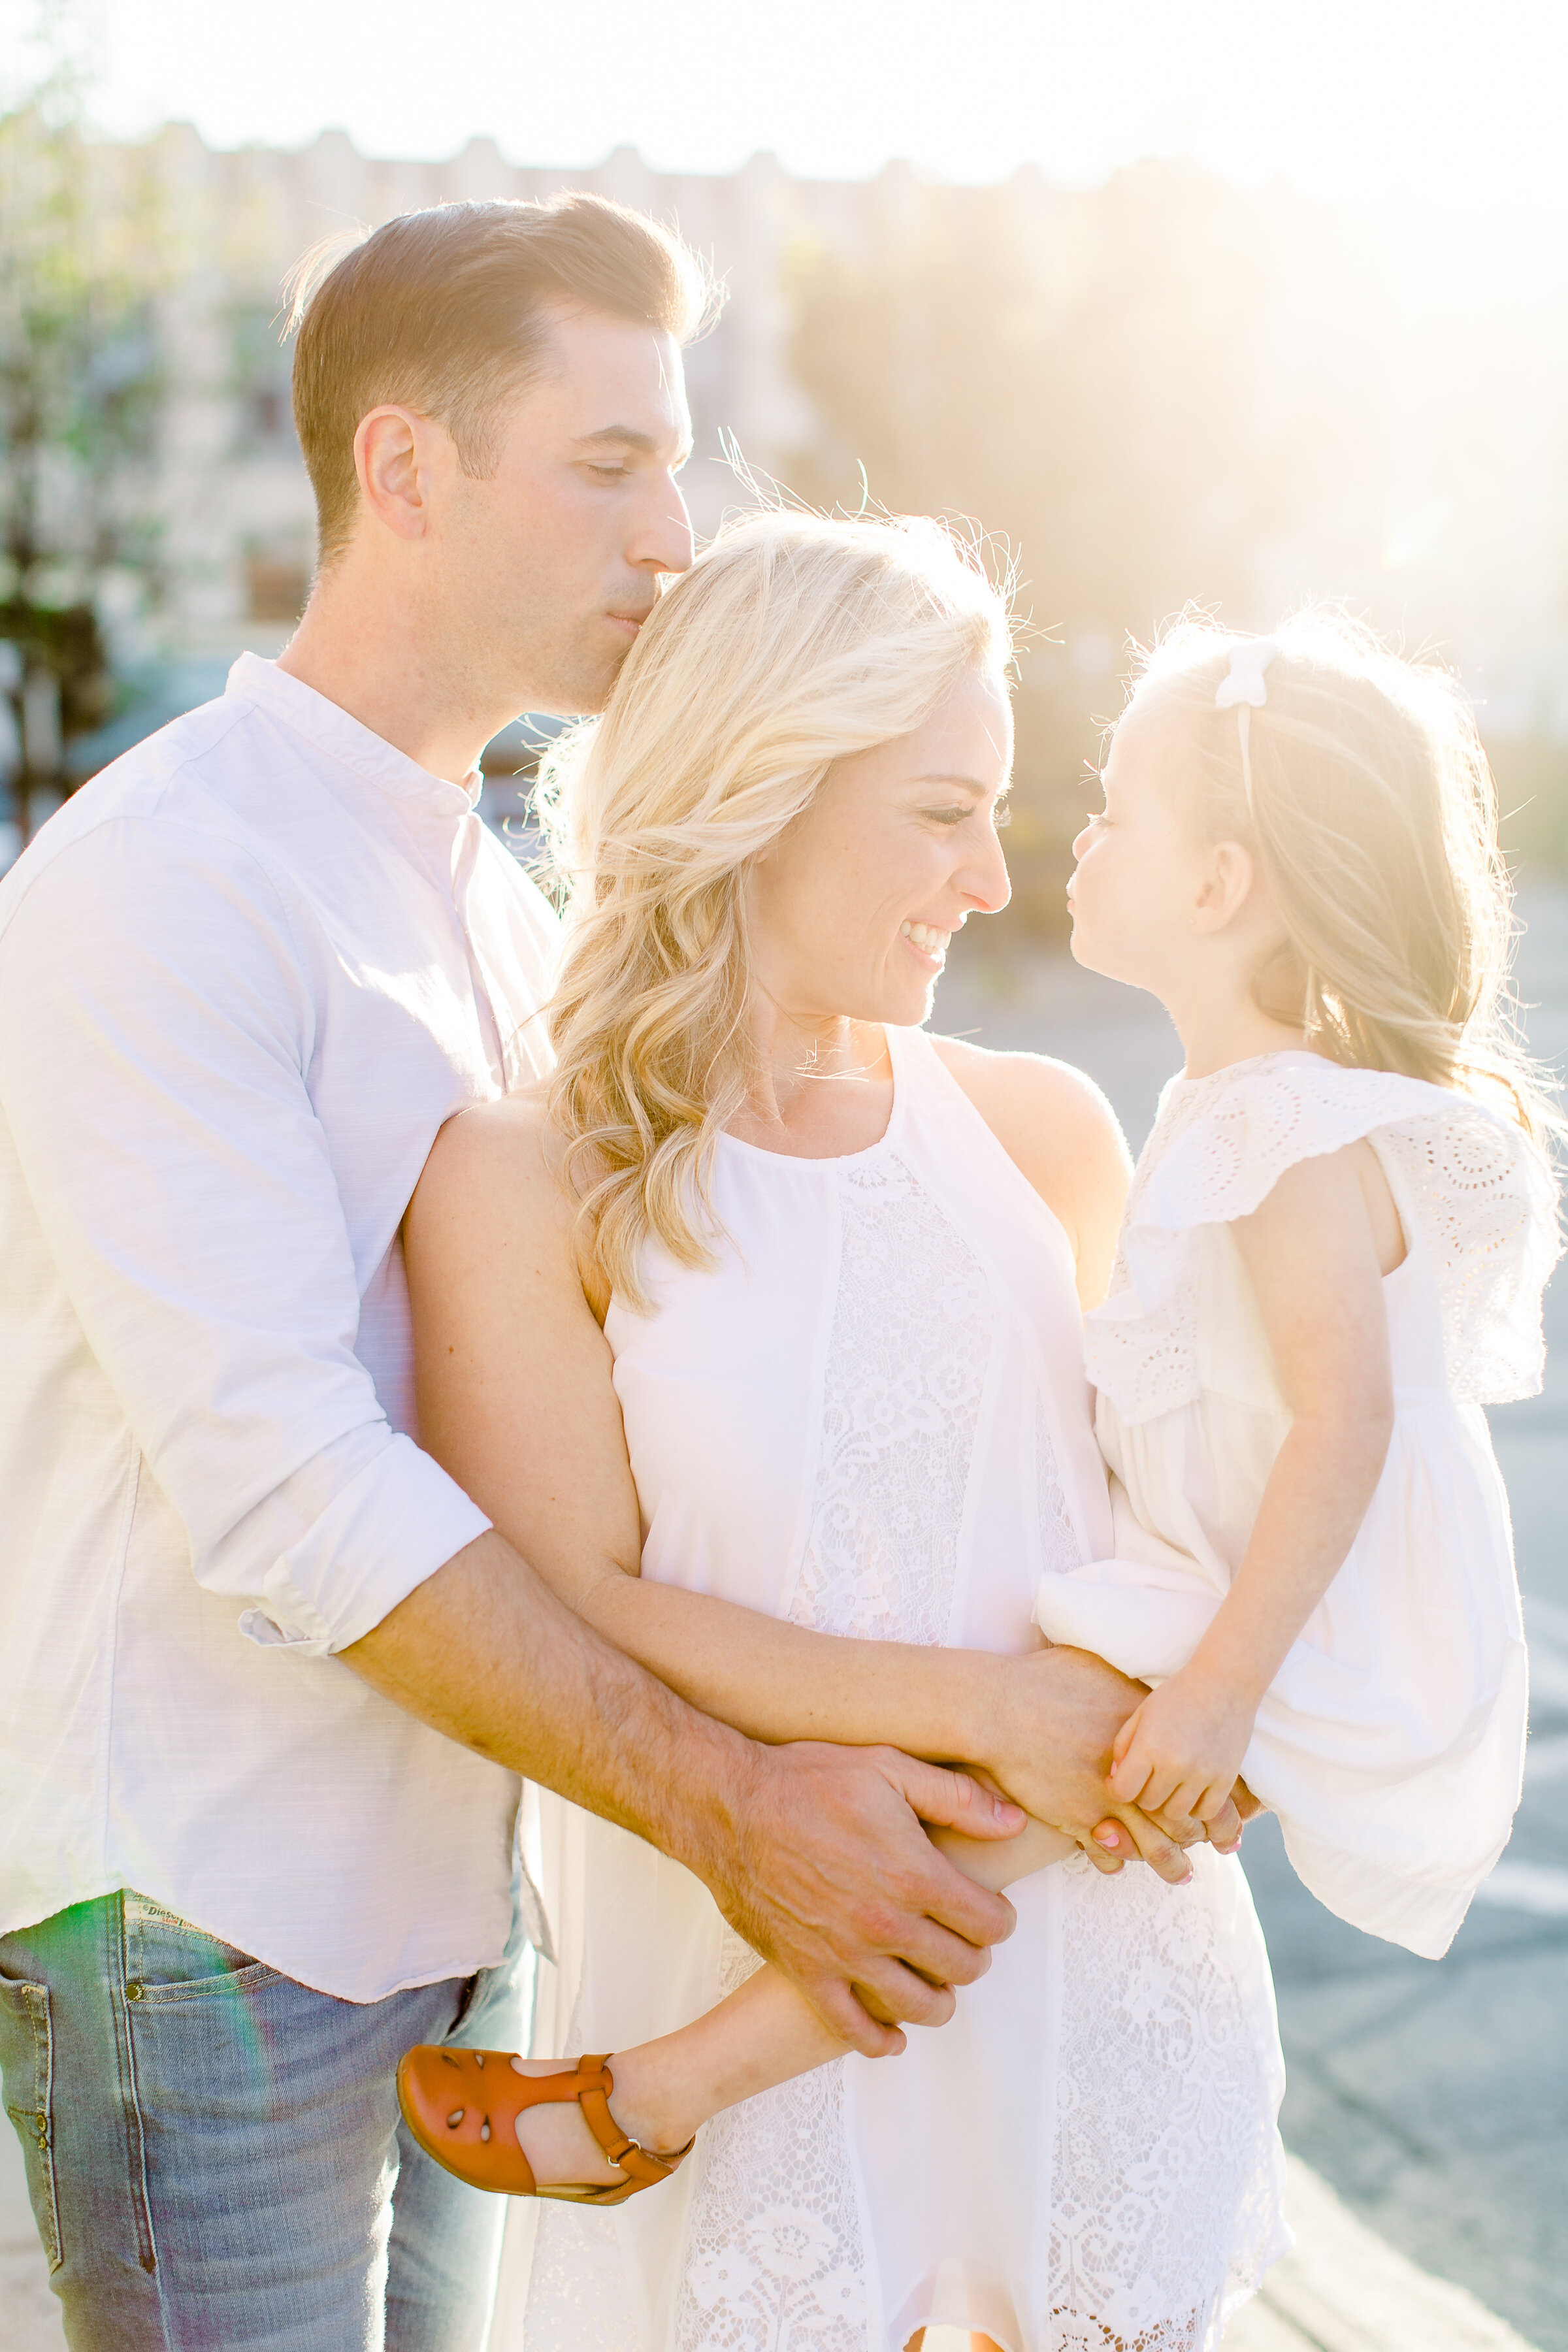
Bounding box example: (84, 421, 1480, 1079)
(497, 1024, 1287, 2352)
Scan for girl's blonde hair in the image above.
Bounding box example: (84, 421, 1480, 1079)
(539, 508, 1014, 1307)
(1126, 608, 1557, 1143)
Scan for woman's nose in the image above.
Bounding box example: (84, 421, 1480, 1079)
(963, 826, 1011, 916)
(1070, 821, 1092, 860)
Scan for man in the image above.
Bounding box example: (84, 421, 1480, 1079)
(0, 194, 1218, 2348)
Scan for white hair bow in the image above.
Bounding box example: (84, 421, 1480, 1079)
(1214, 638, 1277, 801)
(1214, 638, 1277, 710)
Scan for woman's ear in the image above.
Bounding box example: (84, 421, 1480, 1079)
(1191, 839, 1256, 936)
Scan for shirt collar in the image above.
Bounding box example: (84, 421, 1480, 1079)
(225, 653, 483, 816)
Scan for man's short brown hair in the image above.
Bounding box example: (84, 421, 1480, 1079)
(288, 193, 717, 564)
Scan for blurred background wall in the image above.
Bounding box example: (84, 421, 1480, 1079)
(4, 101, 1566, 913)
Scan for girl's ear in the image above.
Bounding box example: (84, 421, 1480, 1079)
(1191, 839, 1256, 935)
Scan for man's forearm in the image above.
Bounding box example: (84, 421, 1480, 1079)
(341, 1527, 754, 1889)
(340, 1526, 1036, 2056)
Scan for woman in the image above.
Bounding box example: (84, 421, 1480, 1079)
(404, 512, 1287, 2351)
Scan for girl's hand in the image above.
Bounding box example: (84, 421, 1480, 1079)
(1107, 1671, 1258, 1827)
(988, 1646, 1224, 1882)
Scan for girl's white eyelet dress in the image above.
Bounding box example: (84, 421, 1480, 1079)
(1036, 1051, 1560, 1961)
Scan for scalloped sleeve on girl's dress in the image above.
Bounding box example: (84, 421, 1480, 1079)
(1085, 1054, 1558, 1426)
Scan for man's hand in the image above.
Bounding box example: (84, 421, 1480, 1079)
(346, 1535, 1027, 2061)
(987, 1645, 1246, 1878)
(708, 1740, 1026, 2059)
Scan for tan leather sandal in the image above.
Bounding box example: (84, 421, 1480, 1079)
(397, 2046, 694, 2204)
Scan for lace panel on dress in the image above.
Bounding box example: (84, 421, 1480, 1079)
(1048, 1857, 1289, 2352)
(672, 2048, 872, 2352)
(789, 1154, 994, 1646)
(671, 1153, 996, 2352)
(521, 2200, 642, 2352)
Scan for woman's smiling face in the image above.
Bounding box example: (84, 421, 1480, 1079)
(743, 667, 1015, 1029)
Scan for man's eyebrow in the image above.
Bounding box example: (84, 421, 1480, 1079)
(573, 423, 694, 462)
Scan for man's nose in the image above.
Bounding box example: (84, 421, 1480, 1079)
(632, 475, 694, 577)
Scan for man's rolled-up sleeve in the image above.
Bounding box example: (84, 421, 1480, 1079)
(0, 815, 489, 1652)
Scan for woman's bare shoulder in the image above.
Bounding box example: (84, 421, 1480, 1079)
(411, 1084, 570, 1238)
(930, 1034, 1130, 1298)
(930, 1034, 1130, 1183)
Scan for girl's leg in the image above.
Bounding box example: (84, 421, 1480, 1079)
(927, 1810, 1073, 1890)
(504, 1958, 843, 2186)
(906, 2336, 1003, 2351)
(507, 1815, 1075, 2189)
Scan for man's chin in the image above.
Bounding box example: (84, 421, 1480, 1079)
(522, 653, 627, 723)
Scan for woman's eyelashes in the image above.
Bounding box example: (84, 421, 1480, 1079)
(922, 799, 1011, 830)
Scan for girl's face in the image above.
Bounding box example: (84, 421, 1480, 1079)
(1067, 698, 1215, 991)
(745, 666, 1014, 1030)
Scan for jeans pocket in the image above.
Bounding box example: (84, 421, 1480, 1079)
(121, 1891, 282, 2002)
(0, 1971, 62, 2270)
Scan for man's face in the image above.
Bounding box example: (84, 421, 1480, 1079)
(440, 303, 695, 717)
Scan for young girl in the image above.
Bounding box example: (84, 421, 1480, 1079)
(1041, 613, 1558, 1959)
(402, 594, 1548, 2339)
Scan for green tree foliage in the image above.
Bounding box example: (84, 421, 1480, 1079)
(0, 1, 169, 833)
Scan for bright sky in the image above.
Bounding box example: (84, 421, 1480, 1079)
(5, 0, 1566, 212)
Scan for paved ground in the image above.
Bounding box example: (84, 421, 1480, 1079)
(933, 885, 1568, 2352)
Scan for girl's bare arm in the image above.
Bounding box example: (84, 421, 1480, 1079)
(1109, 1141, 1398, 1822)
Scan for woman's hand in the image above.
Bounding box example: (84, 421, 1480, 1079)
(987, 1646, 1246, 1878)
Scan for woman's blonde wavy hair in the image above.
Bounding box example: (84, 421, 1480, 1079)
(538, 508, 1014, 1307)
(1126, 608, 1558, 1142)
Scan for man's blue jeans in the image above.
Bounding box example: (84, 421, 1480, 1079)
(0, 1889, 531, 2351)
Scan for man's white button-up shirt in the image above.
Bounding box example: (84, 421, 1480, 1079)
(0, 655, 560, 1999)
